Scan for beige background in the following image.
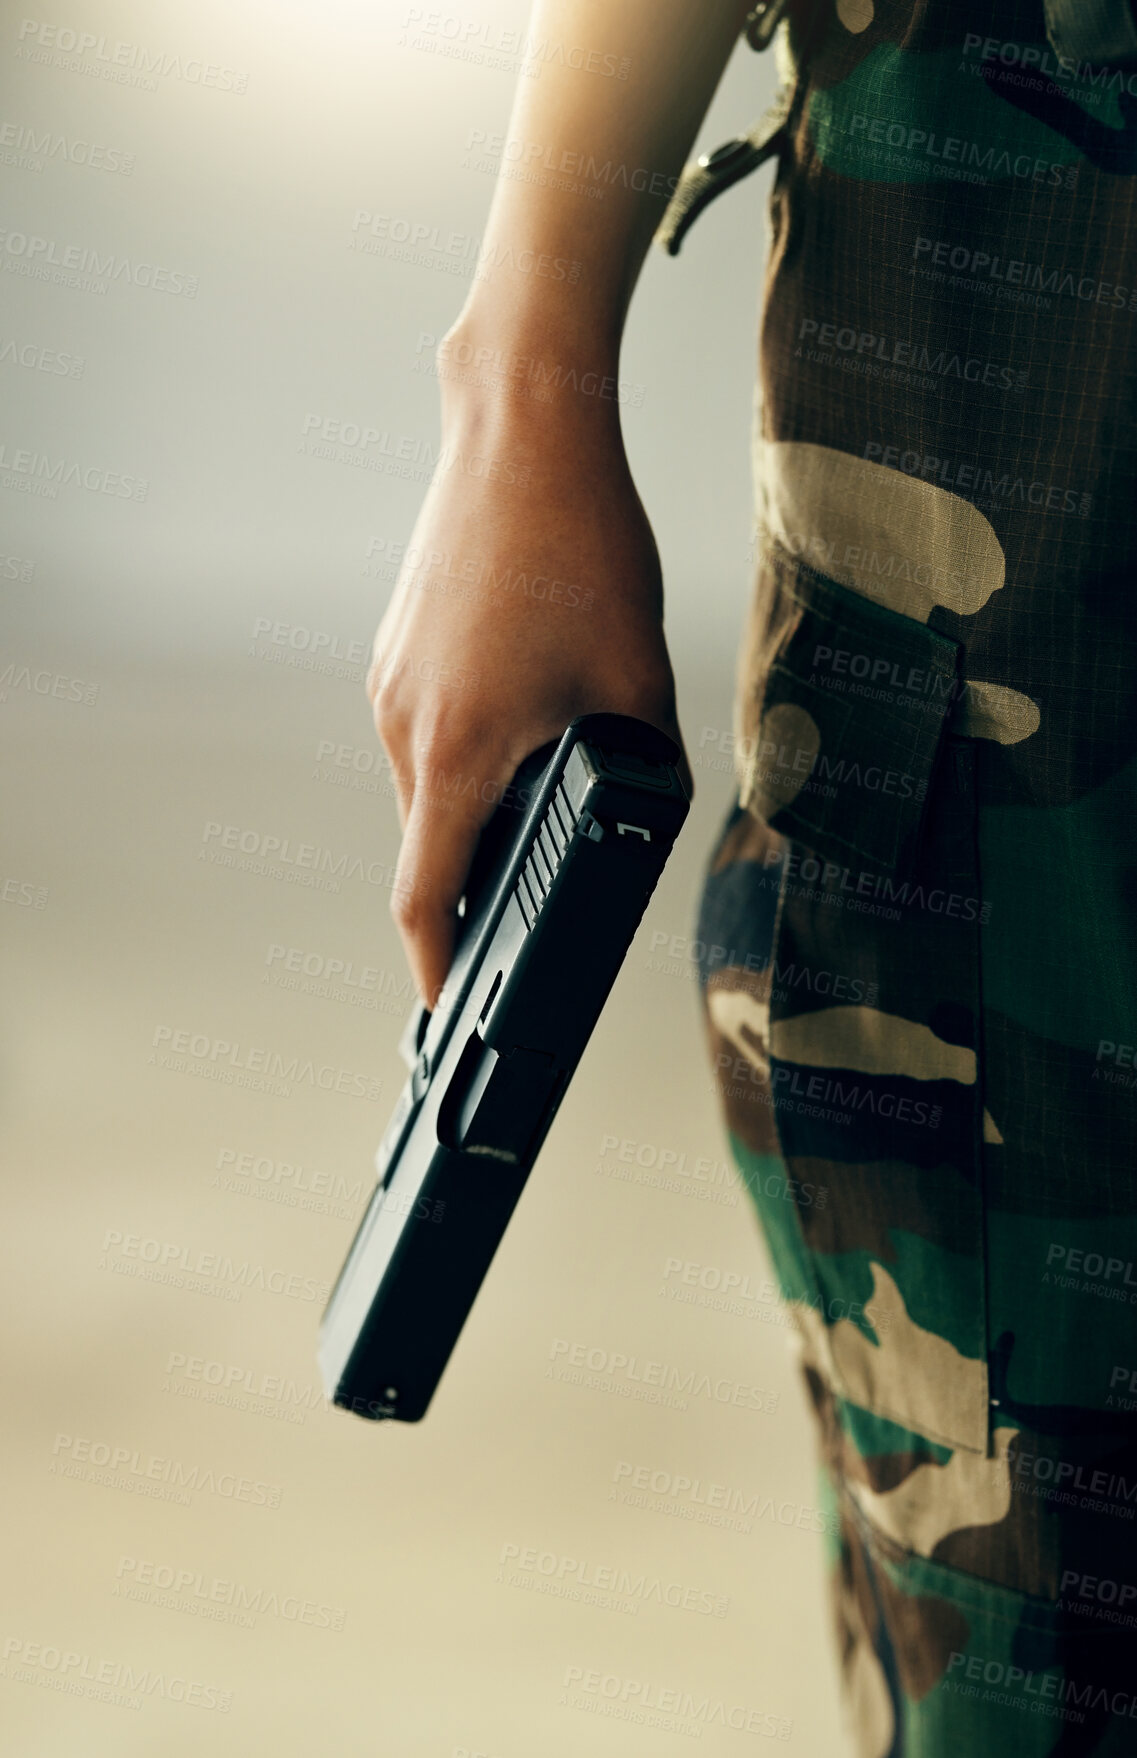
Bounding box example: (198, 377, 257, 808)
(1, 2, 851, 1752)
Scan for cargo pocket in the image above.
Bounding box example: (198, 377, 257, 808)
(723, 538, 991, 1457)
(735, 543, 963, 878)
(832, 1484, 1137, 1756)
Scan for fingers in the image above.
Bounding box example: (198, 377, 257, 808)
(366, 555, 690, 1004)
(389, 773, 502, 1009)
(366, 654, 415, 833)
(672, 731, 694, 803)
(673, 754, 694, 805)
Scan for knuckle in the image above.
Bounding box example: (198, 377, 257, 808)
(388, 892, 418, 935)
(370, 688, 411, 761)
(389, 880, 427, 936)
(365, 653, 386, 706)
(368, 663, 397, 721)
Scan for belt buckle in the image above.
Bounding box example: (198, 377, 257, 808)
(744, 0, 791, 51)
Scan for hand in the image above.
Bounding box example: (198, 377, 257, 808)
(368, 352, 689, 1008)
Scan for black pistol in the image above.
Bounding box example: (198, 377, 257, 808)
(318, 712, 690, 1423)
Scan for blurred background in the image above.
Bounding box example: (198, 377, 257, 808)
(1, 1, 851, 1751)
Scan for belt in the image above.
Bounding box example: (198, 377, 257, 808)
(659, 0, 1137, 263)
(655, 0, 793, 258)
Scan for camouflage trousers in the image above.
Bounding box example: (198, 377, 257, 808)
(687, 0, 1137, 1748)
(697, 768, 1137, 1756)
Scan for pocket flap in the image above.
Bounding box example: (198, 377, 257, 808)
(738, 548, 963, 876)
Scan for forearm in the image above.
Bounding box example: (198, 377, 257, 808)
(446, 0, 753, 375)
(377, 4, 736, 997)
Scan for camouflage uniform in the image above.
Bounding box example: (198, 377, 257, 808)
(666, 1, 1137, 1749)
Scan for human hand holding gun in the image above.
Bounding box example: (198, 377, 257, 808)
(368, 0, 757, 1007)
(326, 0, 758, 1418)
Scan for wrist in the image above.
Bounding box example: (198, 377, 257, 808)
(436, 301, 624, 425)
(435, 341, 631, 448)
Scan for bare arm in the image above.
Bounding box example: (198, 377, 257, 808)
(370, 0, 753, 1005)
